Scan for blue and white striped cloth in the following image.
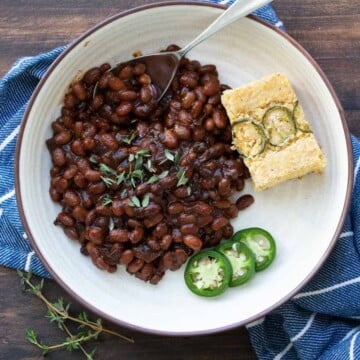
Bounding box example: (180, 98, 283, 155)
(0, 2, 358, 359)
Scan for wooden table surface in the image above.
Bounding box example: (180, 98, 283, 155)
(0, 0, 359, 359)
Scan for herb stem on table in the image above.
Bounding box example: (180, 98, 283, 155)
(18, 270, 134, 359)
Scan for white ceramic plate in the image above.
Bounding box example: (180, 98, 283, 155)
(16, 2, 352, 335)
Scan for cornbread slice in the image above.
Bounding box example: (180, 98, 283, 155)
(221, 73, 326, 191)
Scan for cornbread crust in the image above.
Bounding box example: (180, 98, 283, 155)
(221, 73, 326, 191)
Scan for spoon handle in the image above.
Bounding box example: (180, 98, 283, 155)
(178, 0, 273, 57)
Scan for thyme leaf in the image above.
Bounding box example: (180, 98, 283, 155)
(99, 163, 117, 176)
(18, 270, 134, 359)
(176, 167, 189, 187)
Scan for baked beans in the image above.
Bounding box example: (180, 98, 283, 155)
(47, 44, 253, 284)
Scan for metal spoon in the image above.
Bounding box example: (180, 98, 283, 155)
(97, 0, 273, 101)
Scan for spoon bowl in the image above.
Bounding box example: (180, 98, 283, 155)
(94, 0, 273, 101)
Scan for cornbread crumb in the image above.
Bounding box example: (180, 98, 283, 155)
(221, 73, 326, 191)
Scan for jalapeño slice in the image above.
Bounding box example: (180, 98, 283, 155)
(232, 119, 267, 158)
(262, 106, 296, 146)
(232, 227, 276, 272)
(216, 240, 255, 287)
(293, 101, 312, 133)
(184, 250, 232, 297)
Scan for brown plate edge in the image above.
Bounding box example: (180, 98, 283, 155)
(14, 1, 354, 336)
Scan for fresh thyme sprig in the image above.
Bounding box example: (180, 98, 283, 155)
(18, 270, 134, 359)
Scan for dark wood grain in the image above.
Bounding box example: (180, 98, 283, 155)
(0, 0, 359, 359)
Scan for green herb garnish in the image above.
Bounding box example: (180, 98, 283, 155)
(18, 270, 133, 359)
(176, 167, 189, 187)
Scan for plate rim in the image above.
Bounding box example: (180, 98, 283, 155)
(15, 0, 354, 336)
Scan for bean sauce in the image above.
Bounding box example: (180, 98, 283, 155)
(47, 44, 254, 284)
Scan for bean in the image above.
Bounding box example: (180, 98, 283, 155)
(179, 71, 198, 88)
(137, 263, 154, 281)
(181, 91, 196, 109)
(213, 200, 231, 209)
(127, 258, 144, 274)
(64, 227, 79, 240)
(120, 90, 138, 101)
(63, 190, 80, 207)
(118, 65, 132, 79)
(56, 212, 75, 227)
(108, 77, 126, 91)
(109, 229, 129, 243)
(180, 224, 198, 235)
(135, 183, 150, 197)
(211, 217, 229, 231)
(160, 235, 172, 251)
(72, 206, 88, 222)
(174, 124, 191, 140)
(218, 178, 231, 197)
(163, 129, 179, 149)
(174, 186, 190, 198)
(143, 203, 162, 217)
(197, 215, 214, 227)
(174, 248, 188, 264)
(194, 86, 206, 102)
(153, 223, 168, 238)
(172, 228, 183, 243)
(81, 191, 94, 209)
(133, 63, 146, 75)
(204, 118, 215, 132)
(140, 85, 153, 103)
(144, 213, 163, 228)
(84, 169, 101, 182)
(198, 64, 217, 74)
(223, 224, 234, 239)
(208, 94, 220, 105)
(183, 235, 202, 251)
(72, 82, 87, 101)
(190, 202, 213, 215)
(119, 249, 134, 265)
(179, 214, 196, 224)
(63, 165, 78, 179)
(236, 194, 254, 210)
(86, 226, 104, 244)
(226, 204, 239, 219)
(93, 256, 110, 271)
(73, 172, 86, 188)
(161, 252, 175, 270)
(88, 181, 106, 195)
(191, 100, 203, 119)
(50, 188, 61, 202)
(52, 148, 66, 167)
(83, 67, 102, 85)
(236, 178, 245, 192)
(202, 74, 220, 96)
(112, 199, 125, 216)
(201, 178, 216, 190)
(138, 73, 151, 85)
(213, 109, 228, 129)
(129, 227, 144, 244)
(83, 138, 96, 151)
(55, 178, 69, 193)
(54, 130, 72, 145)
(64, 93, 77, 109)
(159, 175, 178, 189)
(167, 202, 184, 215)
(177, 109, 192, 125)
(71, 139, 85, 156)
(115, 101, 133, 116)
(100, 133, 118, 151)
(192, 126, 206, 141)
